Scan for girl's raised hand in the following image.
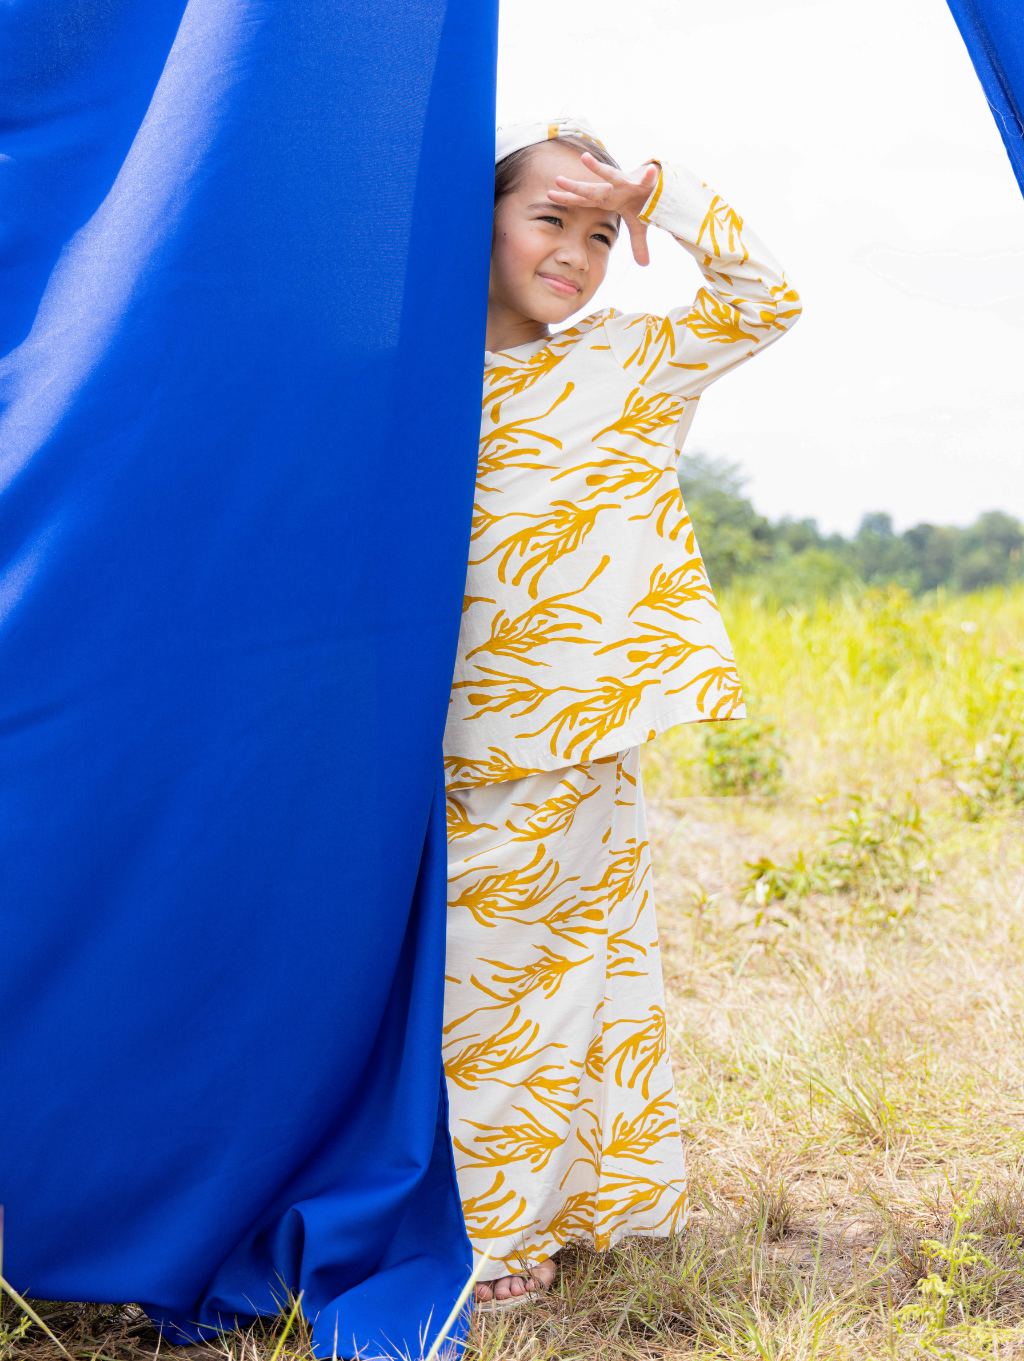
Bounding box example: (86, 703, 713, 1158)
(546, 153, 660, 266)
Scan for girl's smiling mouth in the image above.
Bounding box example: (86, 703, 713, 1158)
(537, 273, 580, 296)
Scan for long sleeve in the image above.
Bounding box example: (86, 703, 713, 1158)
(602, 163, 801, 442)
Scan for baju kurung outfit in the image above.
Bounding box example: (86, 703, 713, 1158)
(444, 160, 801, 1279)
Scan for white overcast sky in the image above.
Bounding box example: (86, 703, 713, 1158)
(497, 0, 1024, 535)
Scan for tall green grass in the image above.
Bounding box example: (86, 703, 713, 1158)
(645, 583, 1024, 808)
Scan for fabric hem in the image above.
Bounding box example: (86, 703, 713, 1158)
(475, 1211, 692, 1281)
(443, 697, 746, 775)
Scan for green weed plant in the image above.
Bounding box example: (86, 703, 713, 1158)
(746, 793, 934, 920)
(702, 716, 786, 796)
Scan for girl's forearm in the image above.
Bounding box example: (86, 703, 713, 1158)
(608, 163, 801, 397)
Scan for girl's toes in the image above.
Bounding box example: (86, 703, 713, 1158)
(474, 1282, 494, 1303)
(527, 1257, 557, 1291)
(492, 1274, 516, 1300)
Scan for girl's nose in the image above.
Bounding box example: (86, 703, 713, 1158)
(555, 240, 588, 271)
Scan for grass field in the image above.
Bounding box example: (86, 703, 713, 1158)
(7, 585, 1024, 1360)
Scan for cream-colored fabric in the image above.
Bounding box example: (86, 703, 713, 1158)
(443, 747, 686, 1280)
(495, 116, 607, 165)
(445, 164, 801, 772)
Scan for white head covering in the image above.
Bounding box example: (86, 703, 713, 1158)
(495, 116, 609, 165)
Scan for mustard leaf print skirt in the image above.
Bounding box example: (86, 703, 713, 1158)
(443, 746, 688, 1280)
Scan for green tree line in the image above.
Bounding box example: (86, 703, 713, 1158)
(678, 452, 1024, 601)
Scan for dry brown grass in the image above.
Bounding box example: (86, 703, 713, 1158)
(7, 586, 1024, 1359)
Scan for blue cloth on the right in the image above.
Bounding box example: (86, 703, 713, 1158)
(947, 0, 1024, 193)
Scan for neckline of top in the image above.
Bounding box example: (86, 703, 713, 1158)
(484, 336, 548, 364)
(483, 309, 612, 366)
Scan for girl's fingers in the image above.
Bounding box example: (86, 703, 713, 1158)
(552, 175, 607, 200)
(546, 190, 602, 208)
(582, 152, 657, 193)
(628, 219, 650, 266)
(579, 151, 621, 184)
(548, 159, 659, 221)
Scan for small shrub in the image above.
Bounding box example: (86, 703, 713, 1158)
(745, 794, 934, 912)
(945, 713, 1024, 819)
(894, 1181, 1004, 1336)
(745, 850, 827, 907)
(0, 1309, 30, 1361)
(702, 718, 785, 796)
(744, 1180, 795, 1243)
(822, 793, 933, 897)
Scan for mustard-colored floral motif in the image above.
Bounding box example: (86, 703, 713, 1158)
(620, 313, 677, 383)
(579, 835, 650, 910)
(483, 347, 569, 423)
(495, 1063, 585, 1120)
(446, 794, 496, 843)
(470, 499, 618, 599)
(475, 444, 557, 494)
(482, 323, 593, 423)
(583, 1028, 604, 1079)
(551, 448, 666, 503)
(627, 483, 692, 540)
(602, 1094, 680, 1163)
(460, 1171, 537, 1242)
(596, 619, 721, 678)
(605, 1005, 668, 1098)
(606, 895, 650, 977)
(697, 194, 748, 261)
(447, 844, 574, 929)
(465, 558, 608, 666)
(443, 1006, 552, 1089)
(471, 943, 594, 1005)
(537, 1189, 598, 1243)
(453, 1102, 574, 1171)
(593, 388, 686, 446)
(667, 661, 744, 718)
(517, 675, 662, 762)
(475, 385, 575, 492)
(463, 593, 496, 613)
(595, 1174, 688, 1246)
(528, 894, 606, 946)
(504, 771, 601, 841)
(444, 748, 545, 790)
(453, 666, 562, 721)
(630, 560, 716, 616)
(685, 287, 760, 346)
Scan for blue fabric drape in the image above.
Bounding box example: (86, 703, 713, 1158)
(946, 0, 1024, 194)
(0, 2, 495, 1357)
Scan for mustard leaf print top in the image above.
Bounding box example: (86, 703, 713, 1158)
(445, 163, 801, 773)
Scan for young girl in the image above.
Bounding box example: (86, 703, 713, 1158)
(443, 117, 800, 1305)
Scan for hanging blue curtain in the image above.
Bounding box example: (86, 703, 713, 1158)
(947, 0, 1024, 194)
(0, 2, 495, 1357)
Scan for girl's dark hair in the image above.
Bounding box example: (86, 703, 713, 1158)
(494, 134, 620, 205)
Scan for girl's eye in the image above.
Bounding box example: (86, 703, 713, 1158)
(539, 215, 562, 227)
(592, 233, 612, 246)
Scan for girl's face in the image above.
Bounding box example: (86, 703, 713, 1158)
(490, 143, 619, 333)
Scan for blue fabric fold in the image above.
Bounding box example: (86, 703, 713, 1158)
(0, 1, 496, 1355)
(946, 0, 1024, 194)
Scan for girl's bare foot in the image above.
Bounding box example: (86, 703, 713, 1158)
(474, 1256, 557, 1304)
